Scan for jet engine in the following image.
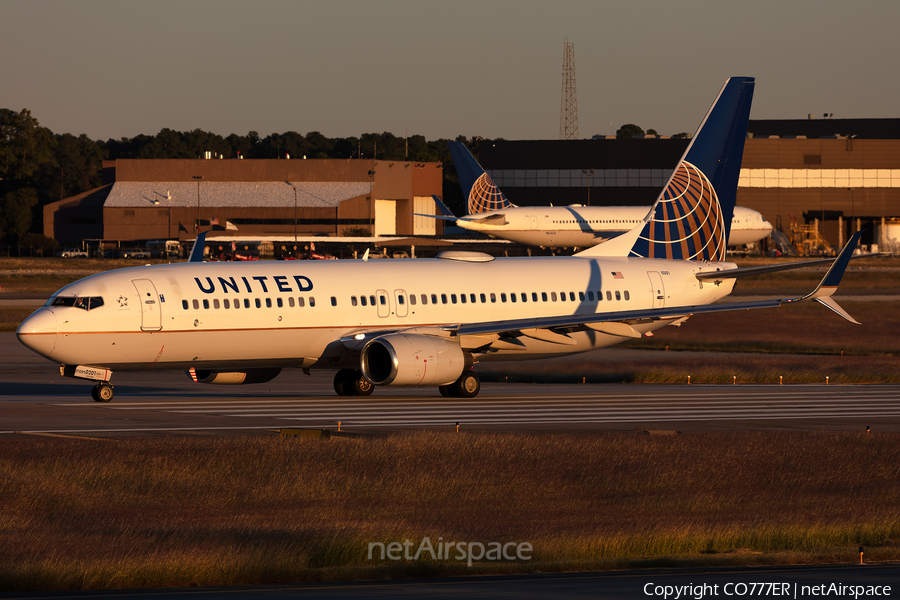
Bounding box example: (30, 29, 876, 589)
(360, 334, 471, 386)
(188, 368, 282, 385)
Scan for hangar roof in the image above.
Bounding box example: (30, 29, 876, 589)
(104, 181, 374, 208)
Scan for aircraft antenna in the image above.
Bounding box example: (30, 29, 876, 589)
(559, 38, 578, 140)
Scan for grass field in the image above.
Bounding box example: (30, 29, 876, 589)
(2, 432, 898, 591)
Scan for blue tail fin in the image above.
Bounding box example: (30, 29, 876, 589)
(448, 141, 517, 214)
(579, 77, 755, 260)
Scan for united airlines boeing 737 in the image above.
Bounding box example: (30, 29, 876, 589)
(17, 77, 861, 402)
(425, 145, 773, 248)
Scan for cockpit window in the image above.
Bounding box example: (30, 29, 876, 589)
(50, 296, 104, 311)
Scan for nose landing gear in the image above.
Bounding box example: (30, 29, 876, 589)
(91, 382, 115, 402)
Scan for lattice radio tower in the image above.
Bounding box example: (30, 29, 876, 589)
(559, 38, 578, 140)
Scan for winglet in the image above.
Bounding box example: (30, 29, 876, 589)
(188, 231, 208, 263)
(432, 195, 457, 218)
(799, 229, 863, 324)
(802, 229, 862, 301)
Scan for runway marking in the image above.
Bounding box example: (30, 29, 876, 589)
(44, 385, 900, 428)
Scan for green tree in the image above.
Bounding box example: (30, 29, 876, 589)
(0, 108, 56, 192)
(1, 187, 39, 241)
(615, 123, 644, 140)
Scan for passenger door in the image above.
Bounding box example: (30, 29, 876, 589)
(647, 271, 665, 309)
(132, 279, 162, 331)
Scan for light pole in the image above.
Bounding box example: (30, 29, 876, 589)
(193, 176, 203, 233)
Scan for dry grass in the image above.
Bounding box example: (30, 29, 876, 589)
(2, 432, 899, 590)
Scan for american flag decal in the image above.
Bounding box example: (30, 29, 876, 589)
(629, 161, 726, 261)
(468, 173, 515, 214)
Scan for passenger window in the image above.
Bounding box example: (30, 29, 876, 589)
(370, 295, 375, 306)
(551, 292, 558, 302)
(351, 296, 358, 307)
(532, 292, 538, 302)
(460, 294, 466, 304)
(234, 299, 240, 309)
(615, 291, 621, 301)
(244, 298, 251, 308)
(500, 293, 507, 302)
(309, 297, 316, 307)
(432, 294, 438, 304)
(288, 297, 295, 308)
(451, 294, 457, 304)
(587, 291, 593, 301)
(331, 296, 337, 306)
(480, 293, 486, 303)
(379, 295, 386, 305)
(223, 299, 230, 309)
(255, 298, 261, 308)
(559, 292, 566, 302)
(470, 293, 476, 303)
(521, 293, 527, 302)
(570, 292, 576, 301)
(441, 294, 447, 304)
(606, 291, 612, 301)
(578, 292, 584, 301)
(202, 299, 209, 309)
(182, 300, 188, 310)
(265, 298, 272, 308)
(541, 292, 548, 302)
(490, 293, 496, 303)
(421, 294, 428, 305)
(360, 296, 367, 306)
(624, 291, 630, 301)
(213, 299, 220, 309)
(298, 297, 305, 307)
(510, 293, 516, 303)
(277, 298, 283, 308)
(398, 295, 405, 305)
(409, 295, 416, 306)
(192, 299, 199, 310)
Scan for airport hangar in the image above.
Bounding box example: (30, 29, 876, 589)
(43, 118, 900, 255)
(478, 118, 900, 253)
(42, 157, 448, 256)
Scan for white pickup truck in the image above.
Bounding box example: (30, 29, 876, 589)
(57, 248, 88, 258)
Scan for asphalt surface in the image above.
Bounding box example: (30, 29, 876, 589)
(3, 333, 899, 436)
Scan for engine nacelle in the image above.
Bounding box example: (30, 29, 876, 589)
(188, 368, 282, 385)
(360, 334, 471, 386)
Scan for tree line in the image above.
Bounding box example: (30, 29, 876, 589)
(1, 107, 667, 248)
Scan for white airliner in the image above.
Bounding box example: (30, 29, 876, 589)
(426, 145, 773, 249)
(17, 77, 861, 402)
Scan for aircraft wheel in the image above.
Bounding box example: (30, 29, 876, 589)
(349, 370, 374, 396)
(333, 369, 353, 396)
(453, 371, 480, 399)
(93, 382, 114, 402)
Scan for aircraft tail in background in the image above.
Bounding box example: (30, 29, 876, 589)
(579, 76, 755, 260)
(448, 141, 517, 215)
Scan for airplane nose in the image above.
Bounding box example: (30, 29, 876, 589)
(17, 308, 57, 358)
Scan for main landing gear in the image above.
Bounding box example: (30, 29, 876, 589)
(439, 371, 480, 399)
(91, 382, 115, 402)
(334, 369, 375, 397)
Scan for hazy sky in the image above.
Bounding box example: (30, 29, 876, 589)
(3, 0, 898, 142)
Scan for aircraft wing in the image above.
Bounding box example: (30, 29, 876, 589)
(342, 231, 862, 355)
(453, 230, 863, 337)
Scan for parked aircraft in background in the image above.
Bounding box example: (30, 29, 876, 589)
(426, 143, 773, 249)
(17, 77, 861, 402)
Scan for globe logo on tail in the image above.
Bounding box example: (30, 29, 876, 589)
(631, 161, 726, 261)
(468, 173, 515, 214)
